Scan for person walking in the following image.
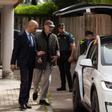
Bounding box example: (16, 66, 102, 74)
(57, 23, 75, 92)
(32, 20, 60, 106)
(10, 20, 39, 111)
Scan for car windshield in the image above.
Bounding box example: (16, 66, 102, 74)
(101, 35, 112, 65)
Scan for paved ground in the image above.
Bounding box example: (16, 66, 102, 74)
(50, 66, 73, 112)
(0, 64, 89, 112)
(0, 79, 48, 112)
(0, 65, 74, 112)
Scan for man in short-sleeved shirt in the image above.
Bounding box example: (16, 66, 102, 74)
(57, 23, 75, 92)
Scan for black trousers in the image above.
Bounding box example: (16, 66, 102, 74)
(58, 59, 73, 90)
(19, 65, 33, 105)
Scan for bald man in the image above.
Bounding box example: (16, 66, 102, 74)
(10, 20, 39, 111)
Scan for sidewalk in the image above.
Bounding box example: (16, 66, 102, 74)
(0, 79, 54, 112)
(0, 65, 74, 112)
(49, 66, 73, 112)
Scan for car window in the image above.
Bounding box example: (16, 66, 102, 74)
(101, 43, 112, 65)
(86, 41, 98, 67)
(86, 41, 95, 59)
(101, 35, 112, 65)
(91, 46, 98, 68)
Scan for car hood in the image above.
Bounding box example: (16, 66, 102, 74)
(99, 66, 112, 82)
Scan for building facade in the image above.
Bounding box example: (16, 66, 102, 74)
(0, 0, 19, 78)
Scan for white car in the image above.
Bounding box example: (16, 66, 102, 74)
(73, 35, 112, 112)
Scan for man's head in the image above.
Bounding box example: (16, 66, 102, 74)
(44, 20, 55, 34)
(85, 31, 94, 40)
(26, 20, 39, 33)
(58, 23, 65, 33)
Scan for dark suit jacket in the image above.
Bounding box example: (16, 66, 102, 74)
(11, 31, 36, 68)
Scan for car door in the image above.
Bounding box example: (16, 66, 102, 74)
(83, 42, 98, 105)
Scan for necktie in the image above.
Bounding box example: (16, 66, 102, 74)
(28, 34, 34, 46)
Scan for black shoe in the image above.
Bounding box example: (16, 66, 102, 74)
(33, 92, 38, 101)
(39, 100, 50, 106)
(57, 87, 66, 91)
(24, 103, 32, 109)
(19, 104, 27, 111)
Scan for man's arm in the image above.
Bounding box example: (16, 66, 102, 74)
(68, 42, 76, 62)
(67, 33, 76, 62)
(10, 34, 21, 71)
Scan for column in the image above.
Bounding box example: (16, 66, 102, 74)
(1, 5, 14, 78)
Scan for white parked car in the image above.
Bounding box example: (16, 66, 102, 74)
(73, 35, 112, 112)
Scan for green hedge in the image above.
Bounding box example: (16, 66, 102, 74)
(14, 2, 58, 16)
(88, 0, 112, 4)
(90, 0, 112, 4)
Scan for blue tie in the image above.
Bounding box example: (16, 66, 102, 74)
(28, 34, 33, 46)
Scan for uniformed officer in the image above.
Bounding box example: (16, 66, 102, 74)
(57, 23, 75, 92)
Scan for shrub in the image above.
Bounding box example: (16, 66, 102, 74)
(14, 2, 58, 16)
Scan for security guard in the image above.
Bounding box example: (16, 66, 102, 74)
(57, 23, 75, 92)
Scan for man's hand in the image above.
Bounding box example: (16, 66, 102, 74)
(10, 64, 17, 72)
(37, 51, 46, 56)
(51, 56, 58, 62)
(37, 57, 43, 64)
(68, 56, 74, 63)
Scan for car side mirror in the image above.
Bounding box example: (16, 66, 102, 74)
(80, 59, 92, 67)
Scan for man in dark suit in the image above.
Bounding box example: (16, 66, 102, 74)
(10, 20, 39, 111)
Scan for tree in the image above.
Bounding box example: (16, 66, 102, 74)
(15, 1, 58, 15)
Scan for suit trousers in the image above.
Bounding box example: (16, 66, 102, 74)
(19, 66, 33, 105)
(33, 63, 52, 100)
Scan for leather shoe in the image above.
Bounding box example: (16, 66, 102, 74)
(24, 103, 32, 109)
(33, 92, 38, 101)
(57, 87, 66, 91)
(19, 104, 27, 111)
(39, 100, 50, 106)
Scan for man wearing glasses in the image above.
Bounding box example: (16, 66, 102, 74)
(33, 20, 60, 106)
